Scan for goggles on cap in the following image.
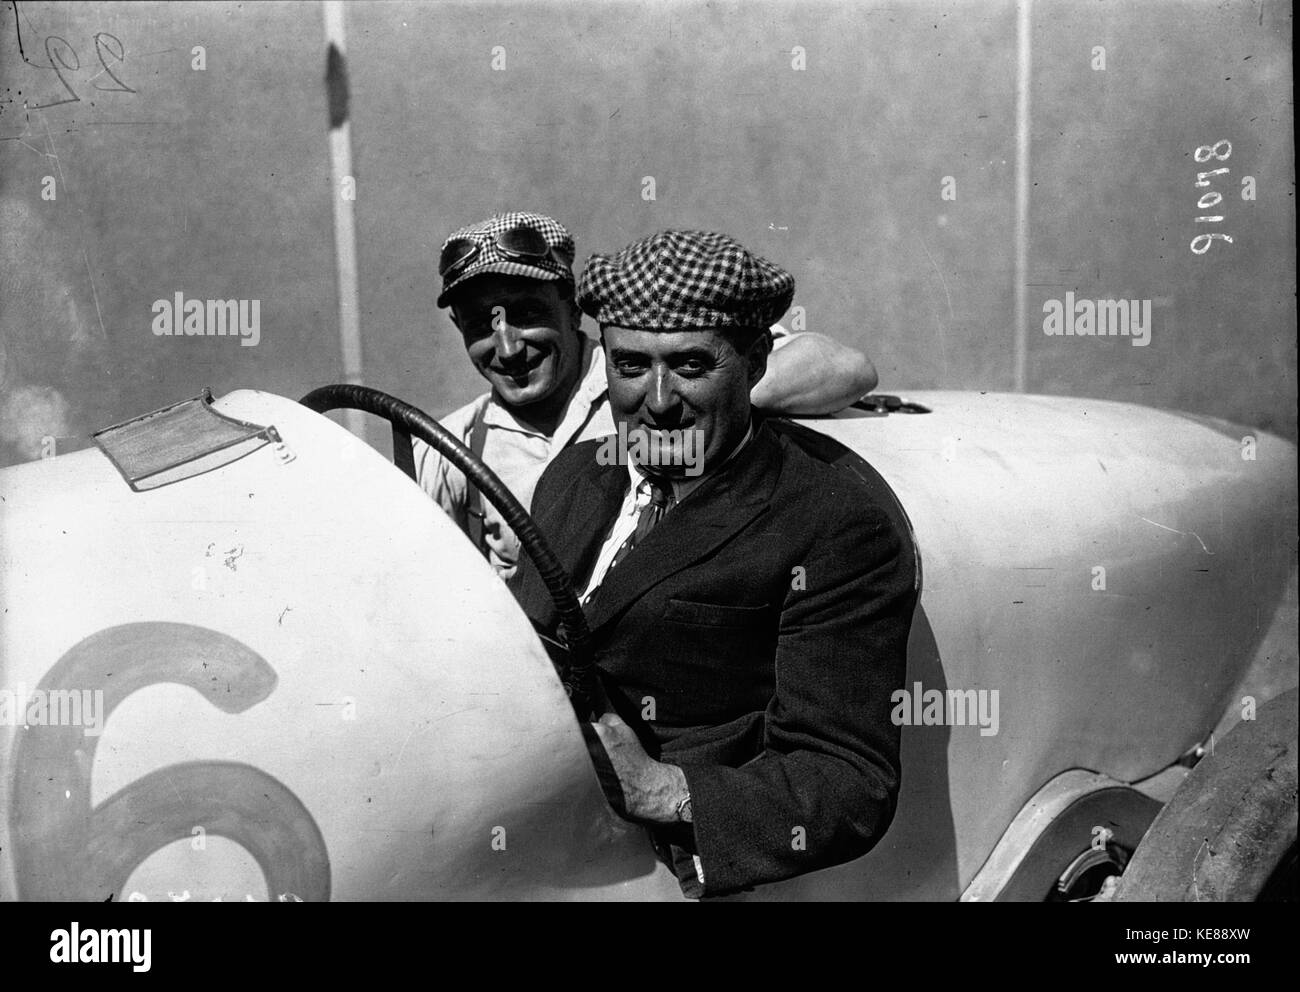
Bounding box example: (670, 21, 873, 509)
(438, 223, 559, 280)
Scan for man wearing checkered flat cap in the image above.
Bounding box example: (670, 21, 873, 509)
(413, 211, 877, 581)
(511, 230, 916, 898)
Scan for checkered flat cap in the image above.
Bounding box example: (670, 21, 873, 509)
(577, 229, 794, 331)
(436, 211, 576, 308)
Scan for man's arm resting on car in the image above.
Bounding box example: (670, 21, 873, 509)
(750, 332, 878, 415)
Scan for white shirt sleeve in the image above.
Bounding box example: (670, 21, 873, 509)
(412, 397, 482, 529)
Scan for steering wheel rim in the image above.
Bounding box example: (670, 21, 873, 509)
(298, 383, 603, 717)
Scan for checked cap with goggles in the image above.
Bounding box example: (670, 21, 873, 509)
(436, 211, 576, 308)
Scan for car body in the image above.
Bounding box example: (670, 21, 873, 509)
(0, 388, 1295, 900)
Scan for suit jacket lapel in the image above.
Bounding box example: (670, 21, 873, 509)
(585, 425, 784, 632)
(560, 460, 628, 597)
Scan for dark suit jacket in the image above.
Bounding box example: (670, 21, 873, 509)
(511, 419, 917, 897)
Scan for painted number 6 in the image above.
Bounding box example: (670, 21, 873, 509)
(8, 622, 330, 901)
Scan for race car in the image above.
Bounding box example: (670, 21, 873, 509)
(0, 384, 1294, 901)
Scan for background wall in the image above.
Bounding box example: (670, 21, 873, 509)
(0, 0, 1294, 469)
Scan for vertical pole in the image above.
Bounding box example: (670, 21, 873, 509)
(1013, 0, 1032, 393)
(323, 1, 367, 440)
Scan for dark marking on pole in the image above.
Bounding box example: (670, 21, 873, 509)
(326, 42, 349, 130)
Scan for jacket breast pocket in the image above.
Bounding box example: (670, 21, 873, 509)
(651, 599, 776, 722)
(661, 599, 771, 628)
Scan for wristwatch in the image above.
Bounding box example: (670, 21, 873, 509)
(674, 791, 693, 823)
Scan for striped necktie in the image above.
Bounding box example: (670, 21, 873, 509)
(606, 477, 675, 575)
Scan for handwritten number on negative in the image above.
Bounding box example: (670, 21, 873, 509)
(92, 33, 136, 93)
(31, 36, 80, 109)
(28, 32, 137, 109)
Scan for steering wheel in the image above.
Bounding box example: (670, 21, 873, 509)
(298, 383, 604, 718)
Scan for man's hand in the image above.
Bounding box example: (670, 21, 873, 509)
(590, 712, 689, 824)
